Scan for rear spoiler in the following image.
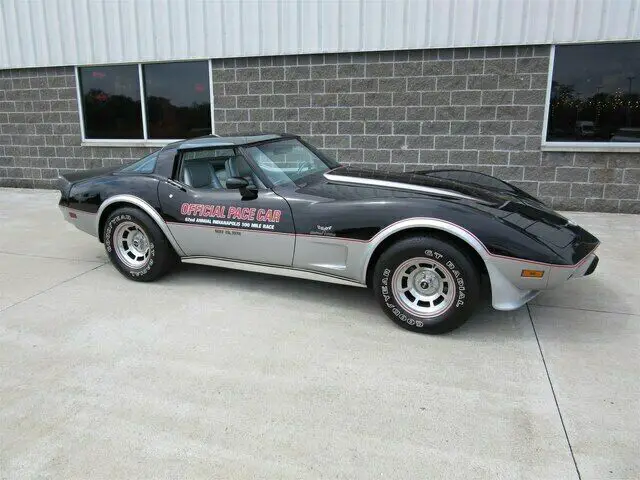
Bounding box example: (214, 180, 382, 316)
(57, 174, 73, 199)
(57, 165, 123, 199)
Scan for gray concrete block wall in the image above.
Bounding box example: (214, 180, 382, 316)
(0, 67, 154, 189)
(1, 47, 639, 213)
(211, 47, 640, 213)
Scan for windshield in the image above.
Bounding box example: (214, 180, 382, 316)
(244, 139, 337, 187)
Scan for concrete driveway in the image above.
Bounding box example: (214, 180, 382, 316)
(0, 188, 638, 480)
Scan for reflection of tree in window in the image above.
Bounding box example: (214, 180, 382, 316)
(79, 65, 143, 139)
(143, 61, 211, 139)
(546, 42, 640, 142)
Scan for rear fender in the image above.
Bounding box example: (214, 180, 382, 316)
(97, 195, 186, 256)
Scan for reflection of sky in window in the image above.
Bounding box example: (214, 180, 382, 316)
(143, 61, 209, 107)
(553, 42, 640, 98)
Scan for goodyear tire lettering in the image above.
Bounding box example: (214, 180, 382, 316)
(380, 247, 467, 328)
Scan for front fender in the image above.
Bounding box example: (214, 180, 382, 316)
(359, 217, 561, 311)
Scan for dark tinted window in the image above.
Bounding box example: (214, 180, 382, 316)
(547, 42, 640, 143)
(79, 65, 143, 139)
(143, 61, 211, 139)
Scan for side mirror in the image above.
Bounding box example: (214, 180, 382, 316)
(226, 176, 258, 200)
(226, 176, 248, 190)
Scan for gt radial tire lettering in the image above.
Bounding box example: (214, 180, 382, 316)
(380, 249, 467, 329)
(130, 242, 154, 276)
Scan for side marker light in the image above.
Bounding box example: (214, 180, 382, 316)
(521, 269, 544, 278)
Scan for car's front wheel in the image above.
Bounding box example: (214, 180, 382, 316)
(373, 236, 480, 334)
(104, 207, 176, 282)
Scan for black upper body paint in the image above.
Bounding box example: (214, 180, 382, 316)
(58, 134, 599, 266)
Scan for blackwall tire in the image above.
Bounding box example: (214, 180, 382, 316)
(103, 207, 176, 282)
(373, 236, 480, 334)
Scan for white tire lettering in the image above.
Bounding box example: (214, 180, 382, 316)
(380, 246, 473, 327)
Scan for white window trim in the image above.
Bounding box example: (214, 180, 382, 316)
(541, 44, 640, 153)
(209, 59, 215, 135)
(75, 62, 214, 148)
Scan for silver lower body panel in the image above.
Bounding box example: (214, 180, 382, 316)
(182, 256, 366, 288)
(486, 252, 599, 310)
(59, 205, 97, 237)
(167, 222, 294, 267)
(60, 205, 598, 313)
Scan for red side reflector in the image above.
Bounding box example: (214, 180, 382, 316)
(68, 211, 77, 219)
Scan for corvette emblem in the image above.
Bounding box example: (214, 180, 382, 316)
(311, 224, 335, 237)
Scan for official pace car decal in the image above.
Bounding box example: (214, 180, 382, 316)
(179, 202, 283, 231)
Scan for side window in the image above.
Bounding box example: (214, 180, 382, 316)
(180, 148, 235, 190)
(120, 152, 158, 173)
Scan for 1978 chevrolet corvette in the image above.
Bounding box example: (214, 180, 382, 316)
(58, 134, 599, 333)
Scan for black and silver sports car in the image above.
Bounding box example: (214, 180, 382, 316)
(58, 134, 599, 334)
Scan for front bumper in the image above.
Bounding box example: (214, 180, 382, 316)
(487, 250, 599, 311)
(584, 255, 599, 276)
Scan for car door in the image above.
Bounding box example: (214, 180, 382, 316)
(158, 147, 295, 266)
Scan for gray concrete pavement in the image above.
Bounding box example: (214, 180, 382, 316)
(0, 188, 638, 479)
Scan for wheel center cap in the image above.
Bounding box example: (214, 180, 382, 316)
(131, 233, 147, 252)
(414, 271, 440, 295)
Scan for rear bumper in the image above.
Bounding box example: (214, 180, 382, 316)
(488, 249, 599, 311)
(59, 205, 97, 237)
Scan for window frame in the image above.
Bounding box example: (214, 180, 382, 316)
(75, 59, 215, 148)
(541, 44, 640, 153)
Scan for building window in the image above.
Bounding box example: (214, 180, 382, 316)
(546, 42, 640, 144)
(78, 65, 143, 139)
(143, 62, 211, 139)
(77, 60, 212, 143)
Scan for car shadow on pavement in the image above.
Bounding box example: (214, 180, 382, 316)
(161, 264, 525, 337)
(169, 263, 381, 314)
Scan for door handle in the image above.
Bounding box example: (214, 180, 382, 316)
(166, 179, 187, 192)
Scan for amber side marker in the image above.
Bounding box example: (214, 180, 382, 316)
(68, 211, 77, 219)
(521, 269, 544, 278)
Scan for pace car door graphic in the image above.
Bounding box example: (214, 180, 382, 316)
(159, 182, 295, 266)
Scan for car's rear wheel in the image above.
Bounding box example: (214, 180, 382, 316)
(104, 207, 175, 282)
(373, 236, 480, 334)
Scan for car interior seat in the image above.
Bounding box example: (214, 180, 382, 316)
(182, 160, 223, 189)
(225, 155, 262, 188)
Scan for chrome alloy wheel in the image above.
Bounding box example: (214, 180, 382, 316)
(391, 257, 456, 318)
(113, 221, 150, 269)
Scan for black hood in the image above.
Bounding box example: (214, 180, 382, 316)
(324, 166, 575, 229)
(327, 166, 537, 205)
(321, 166, 598, 256)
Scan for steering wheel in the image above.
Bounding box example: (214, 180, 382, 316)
(296, 159, 314, 176)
